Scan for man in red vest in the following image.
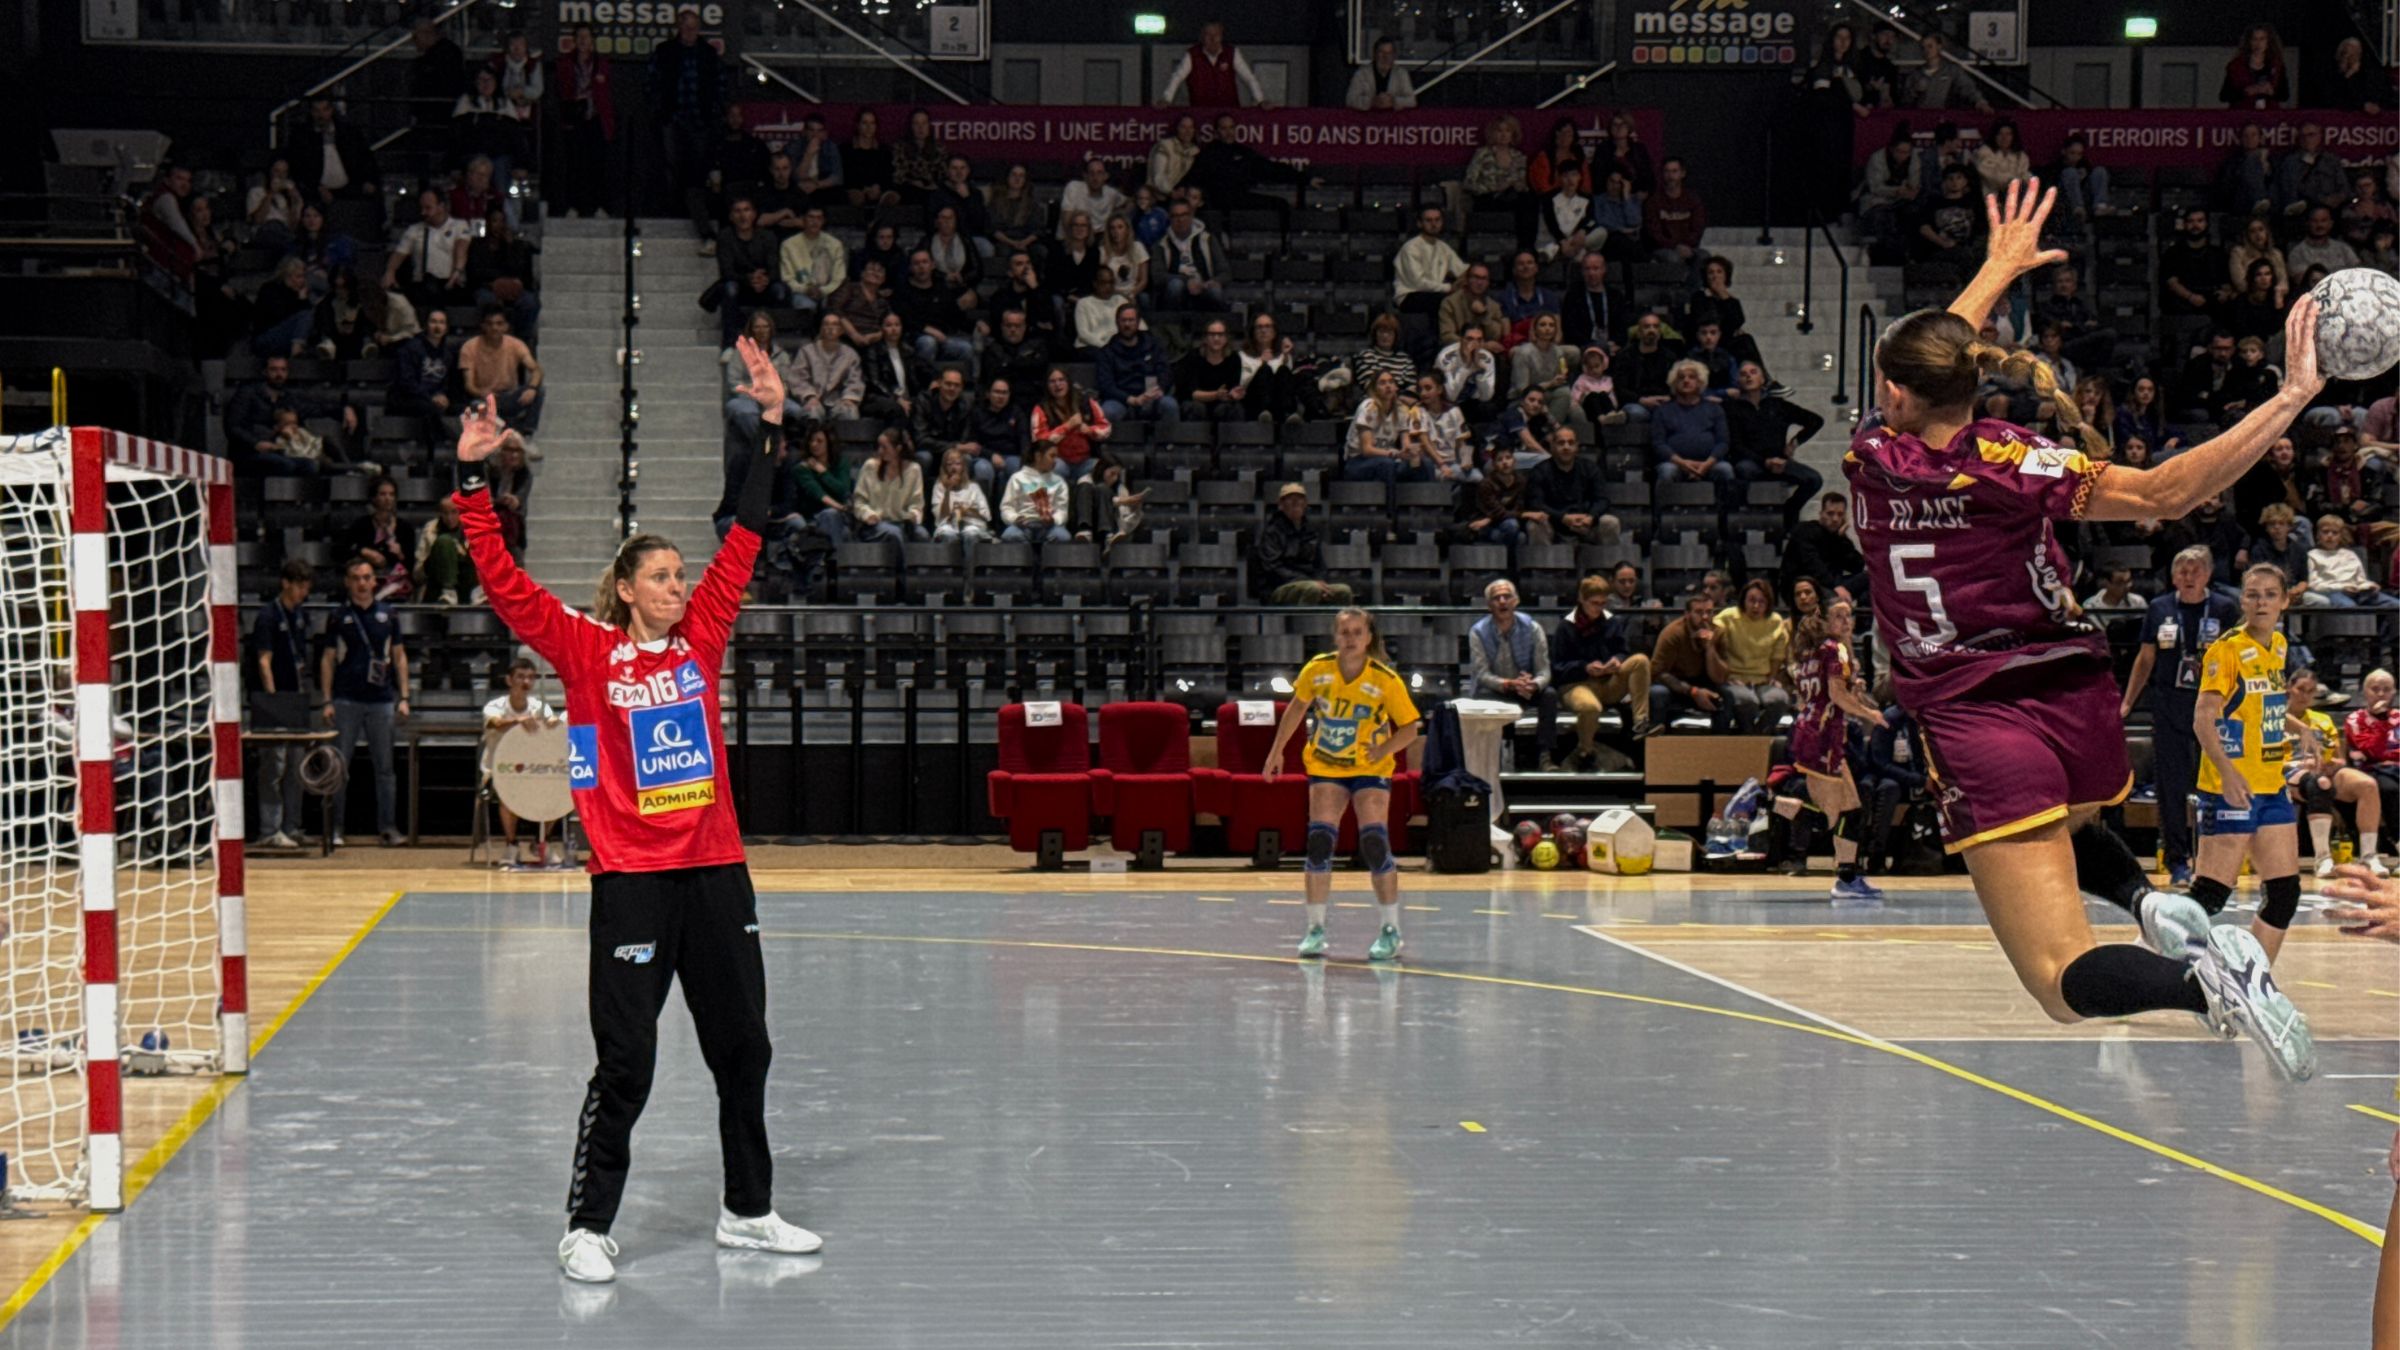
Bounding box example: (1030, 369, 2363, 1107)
(1157, 21, 1273, 109)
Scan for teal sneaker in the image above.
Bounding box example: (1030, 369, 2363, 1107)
(1367, 924, 1403, 963)
(1296, 924, 1329, 959)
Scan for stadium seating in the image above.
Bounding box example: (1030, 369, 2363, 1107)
(1194, 700, 1309, 867)
(1089, 701, 1197, 866)
(986, 701, 1094, 868)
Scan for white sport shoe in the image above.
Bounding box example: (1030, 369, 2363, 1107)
(2135, 891, 2211, 964)
(2192, 924, 2317, 1081)
(558, 1228, 620, 1282)
(715, 1207, 823, 1255)
(2316, 854, 2338, 879)
(265, 830, 299, 850)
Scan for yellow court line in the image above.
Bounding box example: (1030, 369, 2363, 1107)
(1542, 913, 1581, 920)
(1460, 1121, 1487, 1133)
(2350, 1104, 2400, 1126)
(0, 889, 409, 1334)
(2367, 989, 2400, 999)
(1404, 905, 1441, 912)
(2298, 980, 2340, 990)
(1474, 908, 1511, 916)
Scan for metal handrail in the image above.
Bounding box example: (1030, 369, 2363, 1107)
(620, 182, 640, 543)
(780, 0, 972, 105)
(741, 55, 822, 103)
(1537, 60, 1618, 109)
(1855, 303, 1879, 414)
(1796, 212, 1852, 406)
(1412, 0, 1582, 98)
(267, 0, 487, 149)
(1827, 0, 2056, 111)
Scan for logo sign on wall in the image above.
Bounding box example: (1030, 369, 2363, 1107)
(1625, 0, 1802, 68)
(552, 0, 726, 57)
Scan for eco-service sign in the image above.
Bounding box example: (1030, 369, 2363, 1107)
(1625, 0, 1802, 68)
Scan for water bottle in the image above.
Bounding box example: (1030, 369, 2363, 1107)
(1705, 815, 1732, 856)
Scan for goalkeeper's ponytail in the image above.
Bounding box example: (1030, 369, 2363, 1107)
(595, 532, 676, 629)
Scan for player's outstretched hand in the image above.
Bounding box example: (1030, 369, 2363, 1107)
(733, 334, 786, 421)
(1983, 177, 2069, 281)
(2279, 294, 2324, 401)
(2321, 863, 2400, 943)
(456, 394, 505, 464)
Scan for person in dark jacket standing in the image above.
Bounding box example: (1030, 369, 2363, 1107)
(649, 9, 725, 251)
(1552, 573, 1660, 769)
(1780, 491, 1867, 607)
(1723, 360, 1825, 528)
(1251, 483, 1353, 603)
(1849, 702, 1928, 872)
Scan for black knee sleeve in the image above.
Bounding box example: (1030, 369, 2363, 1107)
(2257, 874, 2302, 931)
(2069, 821, 2153, 912)
(1835, 807, 1868, 841)
(2188, 874, 2234, 917)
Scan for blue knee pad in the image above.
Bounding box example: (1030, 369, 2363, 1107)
(1304, 822, 1338, 874)
(1359, 824, 1395, 876)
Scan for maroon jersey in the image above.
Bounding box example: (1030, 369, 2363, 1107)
(1844, 417, 2110, 706)
(1787, 637, 1851, 775)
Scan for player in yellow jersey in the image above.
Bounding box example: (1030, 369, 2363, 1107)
(1262, 608, 1423, 962)
(2285, 666, 2389, 879)
(2192, 563, 2303, 961)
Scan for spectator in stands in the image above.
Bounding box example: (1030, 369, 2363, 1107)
(987, 306, 1052, 398)
(1157, 22, 1272, 108)
(461, 306, 544, 441)
(1347, 34, 1417, 111)
(842, 109, 896, 210)
(1857, 127, 1921, 256)
(1470, 579, 1562, 768)
(1651, 359, 1733, 498)
(449, 155, 503, 229)
(1650, 593, 1730, 731)
(1685, 257, 1771, 379)
(246, 158, 304, 251)
(1097, 214, 1149, 301)
(1032, 367, 1111, 483)
(1467, 442, 1528, 544)
(1250, 484, 1350, 603)
(784, 113, 843, 210)
(494, 30, 543, 127)
(2122, 546, 2234, 886)
(725, 310, 804, 450)
(1853, 24, 1903, 106)
(1522, 425, 1617, 547)
(1545, 576, 1660, 759)
(861, 311, 934, 428)
(1526, 118, 1583, 198)
(2341, 170, 2395, 251)
(384, 188, 471, 312)
(987, 165, 1046, 263)
(1413, 374, 1475, 483)
(1150, 198, 1226, 312)
(2287, 205, 2360, 278)
(1054, 212, 1101, 296)
(2028, 268, 2112, 373)
(2082, 565, 2148, 615)
(2174, 330, 2247, 426)
(931, 448, 994, 549)
(314, 268, 404, 364)
(1393, 207, 1467, 324)
(1611, 561, 1652, 609)
(289, 203, 357, 299)
(1912, 165, 1984, 273)
(252, 256, 320, 357)
(1643, 158, 1708, 281)
(2276, 124, 2351, 219)
(1466, 115, 1531, 222)
(778, 206, 849, 317)
(968, 377, 1028, 492)
(1347, 313, 1418, 393)
(2217, 123, 2277, 218)
(1498, 250, 1558, 331)
(1440, 263, 1497, 353)
(1511, 312, 1583, 437)
(924, 205, 983, 292)
(910, 367, 977, 472)
(790, 311, 864, 426)
(1131, 184, 1170, 247)
(2323, 434, 2392, 530)
(2251, 504, 2319, 606)
(2226, 216, 2288, 305)
(266, 406, 324, 471)
(710, 198, 783, 346)
(1560, 252, 1629, 355)
(340, 477, 414, 601)
(1724, 361, 1825, 528)
(388, 305, 456, 428)
(2327, 36, 2397, 113)
(1592, 169, 1646, 267)
(1237, 313, 1304, 424)
(553, 25, 616, 219)
(2114, 376, 2178, 457)
(649, 9, 726, 250)
(1000, 442, 1073, 544)
(2219, 260, 2290, 345)
(291, 96, 381, 213)
(1345, 371, 1424, 484)
(1783, 492, 1866, 605)
(1972, 119, 2030, 198)
(408, 18, 468, 133)
(487, 437, 532, 552)
(1436, 322, 1500, 425)
(246, 559, 315, 849)
(1797, 25, 1870, 224)
(225, 354, 354, 476)
(1616, 311, 1679, 415)
(827, 257, 891, 348)
(1172, 319, 1243, 421)
(751, 154, 806, 234)
(1714, 578, 1792, 733)
(415, 496, 477, 605)
(319, 556, 408, 849)
(1686, 323, 1738, 393)
(2236, 435, 2311, 540)
(789, 426, 855, 551)
(1569, 346, 1621, 427)
(1535, 163, 1597, 265)
(1070, 450, 1147, 548)
(2222, 24, 2288, 108)
(1904, 31, 1990, 111)
(851, 429, 927, 544)
(452, 67, 523, 184)
(1096, 304, 1178, 425)
(1149, 116, 1202, 196)
(1059, 159, 1128, 240)
(466, 207, 539, 342)
(1073, 269, 1126, 357)
(2046, 132, 2112, 229)
(1495, 384, 1558, 468)
(895, 248, 980, 366)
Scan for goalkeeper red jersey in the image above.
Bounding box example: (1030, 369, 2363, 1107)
(457, 486, 761, 875)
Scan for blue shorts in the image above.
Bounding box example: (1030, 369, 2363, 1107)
(1307, 774, 1392, 795)
(2197, 788, 2296, 836)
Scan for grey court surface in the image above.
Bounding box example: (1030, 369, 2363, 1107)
(5, 882, 2396, 1349)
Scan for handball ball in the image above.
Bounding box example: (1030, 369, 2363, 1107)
(2307, 268, 2400, 380)
(1513, 820, 1546, 861)
(1531, 840, 1561, 870)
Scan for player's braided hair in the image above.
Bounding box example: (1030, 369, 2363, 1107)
(1876, 308, 2110, 461)
(594, 533, 678, 629)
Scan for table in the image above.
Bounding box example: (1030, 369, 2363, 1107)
(1448, 698, 1524, 839)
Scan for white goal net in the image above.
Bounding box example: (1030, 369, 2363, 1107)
(0, 427, 243, 1211)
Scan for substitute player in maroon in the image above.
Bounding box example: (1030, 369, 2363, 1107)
(452, 338, 824, 1284)
(1787, 598, 1886, 901)
(1850, 178, 2321, 1079)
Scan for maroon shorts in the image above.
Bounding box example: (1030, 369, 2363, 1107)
(1910, 652, 2132, 852)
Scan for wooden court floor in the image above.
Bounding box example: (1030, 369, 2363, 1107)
(0, 848, 2393, 1327)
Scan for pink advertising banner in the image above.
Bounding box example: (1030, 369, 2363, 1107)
(1851, 108, 2399, 171)
(743, 103, 1665, 174)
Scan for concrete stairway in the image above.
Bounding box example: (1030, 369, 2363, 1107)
(518, 217, 637, 594)
(618, 219, 732, 576)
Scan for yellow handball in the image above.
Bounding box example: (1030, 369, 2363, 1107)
(1530, 840, 1561, 870)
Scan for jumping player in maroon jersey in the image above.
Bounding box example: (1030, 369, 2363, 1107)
(1851, 179, 2323, 1079)
(451, 337, 826, 1282)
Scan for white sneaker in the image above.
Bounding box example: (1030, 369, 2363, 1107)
(2316, 854, 2338, 879)
(715, 1207, 823, 1255)
(2370, 856, 2393, 878)
(2191, 924, 2317, 1080)
(262, 830, 296, 850)
(2135, 890, 2211, 964)
(558, 1228, 620, 1282)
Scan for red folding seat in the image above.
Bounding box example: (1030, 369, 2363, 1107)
(1089, 701, 1195, 867)
(1195, 700, 1310, 867)
(987, 701, 1092, 868)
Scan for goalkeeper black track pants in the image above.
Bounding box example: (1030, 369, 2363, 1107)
(568, 862, 774, 1234)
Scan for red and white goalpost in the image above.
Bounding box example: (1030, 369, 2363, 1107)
(0, 426, 245, 1213)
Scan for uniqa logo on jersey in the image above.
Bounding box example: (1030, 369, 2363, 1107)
(627, 700, 716, 815)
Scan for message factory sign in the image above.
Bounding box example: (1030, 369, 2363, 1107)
(1625, 0, 1803, 69)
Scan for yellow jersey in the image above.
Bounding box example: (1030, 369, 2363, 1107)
(2291, 707, 2341, 782)
(1296, 652, 1422, 779)
(2196, 627, 2289, 795)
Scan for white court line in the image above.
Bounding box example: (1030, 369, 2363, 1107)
(1574, 925, 1896, 1049)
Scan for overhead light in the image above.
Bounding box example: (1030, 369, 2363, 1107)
(1132, 12, 1165, 35)
(2124, 15, 2157, 39)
